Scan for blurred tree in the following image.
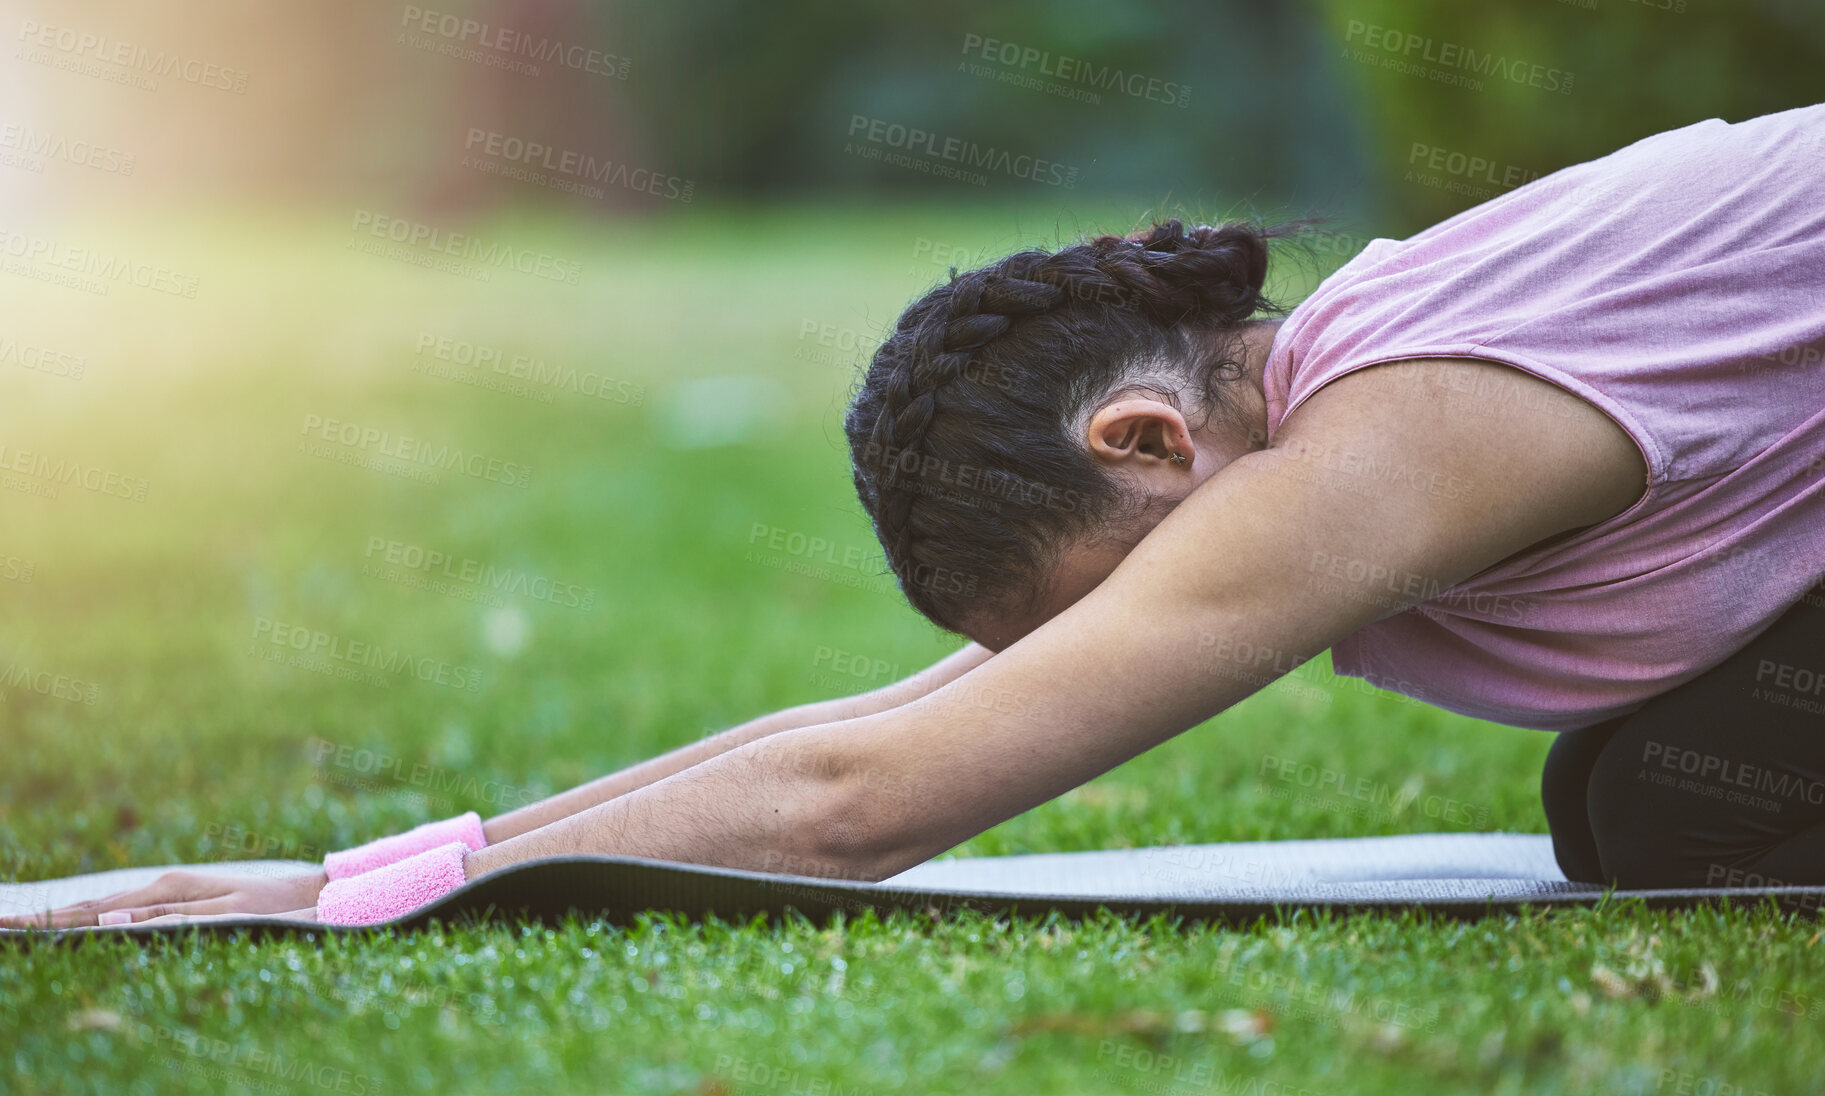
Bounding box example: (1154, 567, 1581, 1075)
(623, 0, 1376, 215)
(28, 0, 1814, 235)
(1312, 0, 1825, 231)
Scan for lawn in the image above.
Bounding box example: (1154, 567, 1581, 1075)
(3, 202, 1821, 1095)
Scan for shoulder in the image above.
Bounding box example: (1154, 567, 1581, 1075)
(1271, 355, 1648, 546)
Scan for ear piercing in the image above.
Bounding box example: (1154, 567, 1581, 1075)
(1168, 452, 1188, 465)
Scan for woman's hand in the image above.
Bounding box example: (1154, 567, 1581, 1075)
(0, 868, 328, 929)
(124, 906, 319, 928)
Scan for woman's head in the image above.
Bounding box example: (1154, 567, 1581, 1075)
(844, 219, 1299, 647)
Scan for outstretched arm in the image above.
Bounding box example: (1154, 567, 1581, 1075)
(462, 357, 1645, 883)
(0, 643, 992, 928)
(481, 641, 994, 842)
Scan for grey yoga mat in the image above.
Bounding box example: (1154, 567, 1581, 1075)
(4, 833, 1821, 941)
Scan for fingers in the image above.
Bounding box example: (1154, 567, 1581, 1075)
(117, 905, 298, 928)
(2, 871, 218, 928)
(129, 912, 220, 926)
(1, 900, 318, 931)
(0, 870, 305, 930)
(91, 898, 235, 927)
(50, 896, 233, 929)
(0, 886, 137, 928)
(23, 897, 148, 929)
(0, 903, 122, 930)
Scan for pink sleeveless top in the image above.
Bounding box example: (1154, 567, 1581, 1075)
(1262, 105, 1825, 732)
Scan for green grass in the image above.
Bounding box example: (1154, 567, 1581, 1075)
(4, 201, 1821, 1095)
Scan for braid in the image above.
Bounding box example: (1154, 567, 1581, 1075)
(845, 217, 1300, 631)
(1082, 220, 1277, 327)
(864, 266, 1069, 568)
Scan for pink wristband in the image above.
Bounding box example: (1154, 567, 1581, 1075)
(316, 841, 470, 926)
(323, 811, 487, 880)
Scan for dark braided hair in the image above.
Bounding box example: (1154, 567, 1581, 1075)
(844, 219, 1302, 635)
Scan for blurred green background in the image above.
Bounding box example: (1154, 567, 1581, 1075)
(4, 3, 1824, 1094)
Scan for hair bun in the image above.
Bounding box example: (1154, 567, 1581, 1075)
(1090, 219, 1275, 327)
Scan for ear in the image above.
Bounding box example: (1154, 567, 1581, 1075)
(1086, 397, 1195, 469)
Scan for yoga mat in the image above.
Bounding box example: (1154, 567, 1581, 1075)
(4, 833, 1821, 942)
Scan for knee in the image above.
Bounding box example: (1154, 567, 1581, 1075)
(1540, 722, 1616, 885)
(1583, 727, 1722, 890)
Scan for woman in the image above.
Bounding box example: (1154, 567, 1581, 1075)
(11, 104, 1823, 928)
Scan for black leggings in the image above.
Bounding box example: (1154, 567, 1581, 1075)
(1542, 578, 1825, 889)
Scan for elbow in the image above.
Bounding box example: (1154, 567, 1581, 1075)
(808, 772, 923, 884)
(759, 734, 926, 884)
(808, 809, 898, 884)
